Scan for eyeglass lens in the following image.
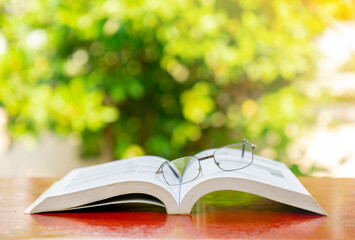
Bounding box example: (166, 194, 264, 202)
(161, 156, 200, 185)
(161, 143, 253, 185)
(213, 143, 253, 171)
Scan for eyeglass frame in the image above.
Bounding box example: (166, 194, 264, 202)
(155, 139, 257, 186)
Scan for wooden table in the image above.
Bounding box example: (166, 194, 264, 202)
(0, 177, 354, 239)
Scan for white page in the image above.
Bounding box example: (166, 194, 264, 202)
(45, 156, 180, 200)
(180, 148, 309, 201)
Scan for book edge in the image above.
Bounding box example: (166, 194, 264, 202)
(179, 177, 327, 215)
(25, 181, 179, 214)
(24, 181, 59, 213)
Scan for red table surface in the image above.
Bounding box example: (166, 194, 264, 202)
(0, 177, 354, 239)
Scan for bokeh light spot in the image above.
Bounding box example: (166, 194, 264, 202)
(0, 34, 8, 56)
(123, 144, 145, 159)
(241, 99, 258, 118)
(26, 29, 47, 50)
(73, 49, 89, 66)
(103, 18, 120, 36)
(211, 112, 226, 127)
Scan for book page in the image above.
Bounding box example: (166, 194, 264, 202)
(45, 156, 180, 201)
(180, 148, 309, 201)
(66, 194, 165, 210)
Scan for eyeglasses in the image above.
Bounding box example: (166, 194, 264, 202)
(155, 139, 256, 186)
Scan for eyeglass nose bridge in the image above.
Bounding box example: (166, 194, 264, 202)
(155, 162, 165, 175)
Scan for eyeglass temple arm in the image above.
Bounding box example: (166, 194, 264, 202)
(198, 155, 214, 161)
(198, 141, 257, 161)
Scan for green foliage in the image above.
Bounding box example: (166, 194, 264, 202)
(0, 0, 328, 172)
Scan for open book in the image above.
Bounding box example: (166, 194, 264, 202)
(25, 148, 326, 215)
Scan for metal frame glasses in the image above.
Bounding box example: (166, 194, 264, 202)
(155, 139, 256, 186)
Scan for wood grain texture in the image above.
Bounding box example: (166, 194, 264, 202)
(0, 177, 354, 239)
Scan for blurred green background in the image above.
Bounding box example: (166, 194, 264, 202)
(0, 0, 354, 176)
